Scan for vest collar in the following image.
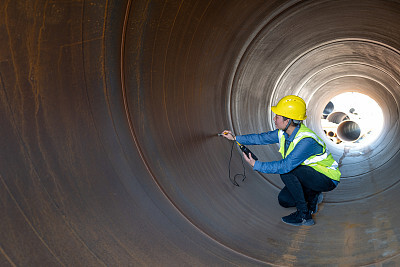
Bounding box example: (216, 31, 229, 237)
(283, 124, 301, 142)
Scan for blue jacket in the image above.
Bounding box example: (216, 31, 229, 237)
(236, 127, 323, 174)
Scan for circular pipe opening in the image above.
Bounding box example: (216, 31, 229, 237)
(322, 101, 334, 117)
(326, 111, 350, 124)
(321, 92, 384, 145)
(327, 131, 335, 137)
(337, 120, 361, 142)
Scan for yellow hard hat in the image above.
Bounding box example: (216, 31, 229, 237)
(271, 95, 307, 120)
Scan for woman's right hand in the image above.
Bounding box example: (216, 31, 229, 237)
(220, 130, 235, 141)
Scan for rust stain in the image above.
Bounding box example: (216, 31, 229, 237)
(278, 227, 310, 266)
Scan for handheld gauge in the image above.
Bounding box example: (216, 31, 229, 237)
(236, 141, 258, 161)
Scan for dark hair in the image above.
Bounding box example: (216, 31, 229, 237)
(282, 116, 302, 126)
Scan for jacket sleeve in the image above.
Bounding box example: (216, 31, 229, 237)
(253, 137, 323, 174)
(235, 129, 279, 145)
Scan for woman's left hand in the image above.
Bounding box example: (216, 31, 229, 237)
(243, 152, 256, 167)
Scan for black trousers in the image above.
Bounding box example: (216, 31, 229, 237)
(278, 165, 337, 212)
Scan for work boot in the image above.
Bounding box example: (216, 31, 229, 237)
(309, 193, 323, 214)
(281, 210, 314, 226)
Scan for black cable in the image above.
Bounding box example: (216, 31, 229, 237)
(228, 141, 247, 186)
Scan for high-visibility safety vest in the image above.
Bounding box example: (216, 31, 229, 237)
(278, 124, 341, 181)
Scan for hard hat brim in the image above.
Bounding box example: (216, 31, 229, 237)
(271, 106, 307, 120)
(271, 106, 281, 116)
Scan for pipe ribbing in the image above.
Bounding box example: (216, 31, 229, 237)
(2, 1, 400, 266)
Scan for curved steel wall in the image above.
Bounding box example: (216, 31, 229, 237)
(1, 1, 400, 266)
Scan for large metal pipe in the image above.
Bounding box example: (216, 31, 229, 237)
(337, 120, 362, 142)
(326, 111, 350, 124)
(322, 101, 334, 117)
(1, 0, 400, 266)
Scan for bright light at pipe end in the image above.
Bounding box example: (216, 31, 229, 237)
(321, 92, 384, 147)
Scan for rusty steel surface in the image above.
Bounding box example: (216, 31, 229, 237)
(1, 0, 400, 266)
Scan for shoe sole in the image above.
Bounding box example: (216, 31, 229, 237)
(281, 218, 315, 226)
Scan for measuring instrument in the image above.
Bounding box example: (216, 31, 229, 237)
(218, 132, 259, 186)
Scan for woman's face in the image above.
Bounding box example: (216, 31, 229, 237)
(274, 115, 288, 130)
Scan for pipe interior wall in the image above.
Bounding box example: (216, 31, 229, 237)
(1, 0, 400, 265)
